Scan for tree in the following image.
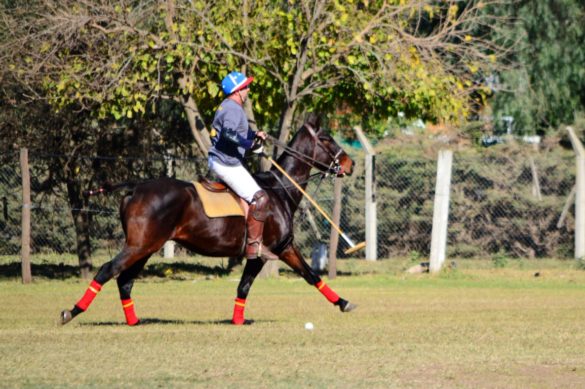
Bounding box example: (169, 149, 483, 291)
(214, 0, 511, 148)
(491, 0, 585, 133)
(0, 0, 512, 274)
(0, 0, 224, 154)
(2, 0, 510, 149)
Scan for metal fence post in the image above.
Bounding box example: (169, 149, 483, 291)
(20, 148, 32, 283)
(566, 126, 585, 259)
(429, 150, 453, 273)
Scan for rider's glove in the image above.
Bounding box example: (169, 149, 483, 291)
(251, 139, 264, 154)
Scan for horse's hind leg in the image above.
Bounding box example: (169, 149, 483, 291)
(116, 256, 150, 326)
(279, 244, 356, 313)
(231, 258, 265, 325)
(60, 247, 152, 325)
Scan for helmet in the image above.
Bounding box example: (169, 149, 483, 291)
(221, 71, 254, 95)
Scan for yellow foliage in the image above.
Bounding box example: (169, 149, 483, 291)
(448, 5, 459, 19)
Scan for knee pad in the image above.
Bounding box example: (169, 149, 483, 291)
(251, 190, 269, 221)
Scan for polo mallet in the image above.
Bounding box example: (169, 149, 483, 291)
(263, 154, 366, 255)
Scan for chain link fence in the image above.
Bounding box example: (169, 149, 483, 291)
(0, 153, 21, 255)
(297, 145, 576, 261)
(0, 144, 578, 267)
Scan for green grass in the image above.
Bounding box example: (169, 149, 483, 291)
(1, 258, 585, 388)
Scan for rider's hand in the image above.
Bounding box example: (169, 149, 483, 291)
(256, 131, 268, 140)
(251, 138, 264, 154)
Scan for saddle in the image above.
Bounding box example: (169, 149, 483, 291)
(193, 176, 247, 218)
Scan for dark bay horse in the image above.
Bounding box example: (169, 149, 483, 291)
(61, 118, 356, 326)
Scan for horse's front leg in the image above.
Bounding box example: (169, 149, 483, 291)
(231, 257, 265, 325)
(279, 244, 356, 312)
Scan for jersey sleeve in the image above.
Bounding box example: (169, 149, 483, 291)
(220, 116, 254, 149)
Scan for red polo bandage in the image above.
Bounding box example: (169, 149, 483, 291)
(232, 298, 246, 325)
(121, 298, 139, 326)
(315, 280, 339, 304)
(75, 280, 102, 311)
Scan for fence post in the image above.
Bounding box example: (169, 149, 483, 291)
(529, 157, 542, 201)
(20, 148, 32, 284)
(163, 152, 175, 258)
(328, 177, 343, 279)
(259, 258, 279, 278)
(354, 126, 377, 260)
(163, 241, 175, 258)
(557, 185, 576, 229)
(566, 126, 585, 259)
(429, 150, 453, 273)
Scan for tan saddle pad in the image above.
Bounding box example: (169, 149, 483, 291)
(193, 181, 246, 218)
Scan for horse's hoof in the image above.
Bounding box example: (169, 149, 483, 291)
(339, 301, 357, 313)
(60, 310, 73, 325)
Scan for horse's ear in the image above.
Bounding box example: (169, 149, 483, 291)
(306, 112, 321, 131)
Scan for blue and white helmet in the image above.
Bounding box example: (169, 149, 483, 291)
(221, 71, 254, 95)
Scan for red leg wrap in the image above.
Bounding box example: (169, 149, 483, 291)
(121, 299, 139, 326)
(232, 298, 246, 325)
(315, 280, 340, 304)
(75, 280, 102, 311)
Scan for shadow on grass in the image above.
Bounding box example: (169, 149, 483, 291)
(142, 262, 232, 278)
(0, 262, 79, 279)
(1, 261, 355, 280)
(79, 318, 262, 326)
(0, 261, 233, 280)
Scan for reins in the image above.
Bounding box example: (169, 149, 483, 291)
(261, 124, 340, 220)
(264, 125, 342, 176)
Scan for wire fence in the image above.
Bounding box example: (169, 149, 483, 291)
(295, 146, 576, 261)
(0, 145, 578, 266)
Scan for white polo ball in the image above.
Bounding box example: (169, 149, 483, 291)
(304, 322, 314, 330)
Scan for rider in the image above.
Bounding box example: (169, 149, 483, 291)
(208, 71, 278, 261)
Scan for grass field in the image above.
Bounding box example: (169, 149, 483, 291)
(1, 257, 585, 388)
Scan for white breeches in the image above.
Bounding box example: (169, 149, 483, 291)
(208, 157, 261, 203)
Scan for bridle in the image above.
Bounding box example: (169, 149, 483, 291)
(265, 124, 344, 177)
(263, 124, 346, 209)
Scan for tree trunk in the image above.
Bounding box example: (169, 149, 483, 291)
(244, 97, 271, 172)
(165, 2, 211, 156)
(66, 179, 92, 279)
(244, 97, 258, 132)
(275, 102, 297, 158)
(180, 92, 211, 156)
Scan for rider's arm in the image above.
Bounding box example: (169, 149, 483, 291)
(246, 129, 257, 141)
(220, 117, 255, 149)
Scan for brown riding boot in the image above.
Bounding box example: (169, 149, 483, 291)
(245, 216, 279, 261)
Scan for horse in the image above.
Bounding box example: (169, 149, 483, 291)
(60, 116, 356, 326)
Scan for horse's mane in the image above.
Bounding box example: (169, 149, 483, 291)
(253, 114, 323, 191)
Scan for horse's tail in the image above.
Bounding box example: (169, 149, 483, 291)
(83, 182, 138, 197)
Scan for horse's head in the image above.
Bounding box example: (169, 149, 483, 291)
(300, 115, 354, 177)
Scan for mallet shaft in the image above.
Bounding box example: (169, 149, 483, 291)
(265, 155, 356, 248)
